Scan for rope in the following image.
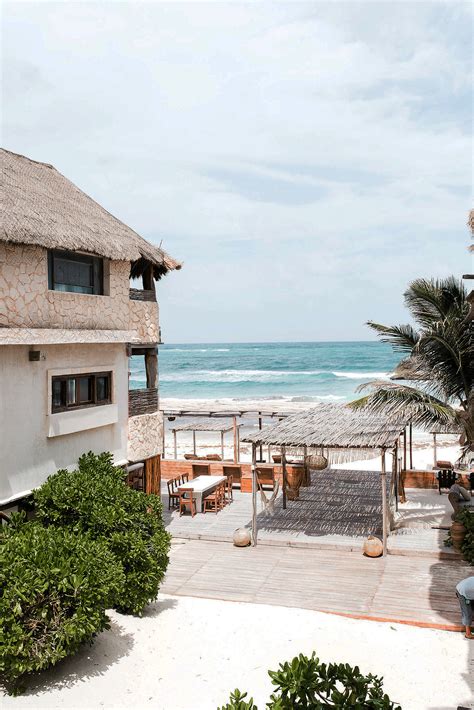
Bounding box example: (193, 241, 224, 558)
(258, 479, 280, 515)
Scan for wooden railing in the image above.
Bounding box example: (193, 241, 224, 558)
(129, 388, 158, 417)
(129, 287, 156, 302)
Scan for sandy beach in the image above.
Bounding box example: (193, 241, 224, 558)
(5, 592, 472, 710)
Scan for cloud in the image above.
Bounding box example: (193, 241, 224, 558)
(1, 0, 471, 342)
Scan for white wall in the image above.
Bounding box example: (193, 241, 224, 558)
(0, 343, 129, 504)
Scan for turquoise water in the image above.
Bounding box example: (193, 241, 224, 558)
(130, 341, 400, 403)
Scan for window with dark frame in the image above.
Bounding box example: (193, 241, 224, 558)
(51, 372, 112, 413)
(48, 249, 104, 295)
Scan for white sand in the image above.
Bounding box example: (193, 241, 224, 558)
(4, 593, 473, 710)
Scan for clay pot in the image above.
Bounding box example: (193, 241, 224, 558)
(233, 528, 251, 547)
(450, 521, 466, 551)
(286, 467, 303, 500)
(363, 535, 383, 558)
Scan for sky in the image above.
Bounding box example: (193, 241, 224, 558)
(1, 1, 472, 343)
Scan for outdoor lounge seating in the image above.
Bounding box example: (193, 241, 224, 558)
(223, 464, 242, 489)
(192, 463, 211, 477)
(256, 466, 275, 490)
(438, 468, 457, 493)
(167, 479, 180, 509)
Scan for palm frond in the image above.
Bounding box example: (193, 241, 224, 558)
(405, 277, 467, 327)
(350, 382, 459, 430)
(366, 322, 419, 352)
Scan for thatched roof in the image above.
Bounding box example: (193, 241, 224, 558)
(0, 148, 181, 279)
(243, 404, 407, 450)
(171, 419, 239, 433)
(390, 356, 425, 381)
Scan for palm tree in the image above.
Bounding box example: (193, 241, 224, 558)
(350, 277, 474, 455)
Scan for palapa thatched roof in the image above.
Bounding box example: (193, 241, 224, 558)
(0, 148, 181, 279)
(243, 403, 408, 450)
(171, 419, 239, 433)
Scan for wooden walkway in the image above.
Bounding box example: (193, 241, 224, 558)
(162, 539, 470, 631)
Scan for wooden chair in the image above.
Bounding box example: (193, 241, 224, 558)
(192, 463, 211, 478)
(224, 474, 234, 504)
(181, 472, 189, 484)
(223, 464, 242, 489)
(256, 466, 275, 491)
(438, 469, 457, 494)
(167, 479, 180, 510)
(203, 482, 224, 514)
(179, 487, 196, 517)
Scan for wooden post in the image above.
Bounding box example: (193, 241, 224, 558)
(381, 450, 387, 556)
(433, 433, 437, 467)
(282, 445, 287, 510)
(162, 421, 166, 459)
(409, 422, 413, 470)
(220, 430, 225, 460)
(233, 417, 238, 463)
(173, 430, 177, 460)
(251, 443, 257, 546)
(144, 347, 158, 388)
(392, 443, 398, 512)
(258, 411, 263, 462)
(142, 262, 156, 294)
(268, 445, 271, 464)
(193, 430, 196, 456)
(403, 428, 407, 471)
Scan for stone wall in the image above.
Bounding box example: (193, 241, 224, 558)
(129, 299, 159, 343)
(128, 411, 163, 462)
(0, 244, 159, 342)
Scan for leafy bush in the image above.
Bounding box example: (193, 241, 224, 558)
(0, 517, 124, 693)
(457, 509, 474, 564)
(218, 652, 400, 709)
(34, 452, 171, 615)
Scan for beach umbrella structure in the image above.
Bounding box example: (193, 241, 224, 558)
(169, 418, 242, 462)
(243, 404, 411, 556)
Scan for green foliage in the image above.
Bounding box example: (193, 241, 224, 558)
(218, 653, 400, 709)
(0, 517, 124, 693)
(218, 689, 258, 710)
(34, 452, 171, 615)
(349, 276, 473, 451)
(458, 509, 474, 564)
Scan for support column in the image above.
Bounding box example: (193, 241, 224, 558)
(409, 422, 413, 470)
(173, 430, 177, 460)
(144, 347, 158, 389)
(251, 443, 257, 546)
(282, 445, 287, 510)
(433, 433, 437, 467)
(403, 428, 407, 471)
(220, 431, 225, 460)
(233, 417, 238, 463)
(381, 450, 387, 556)
(258, 411, 263, 462)
(193, 430, 197, 456)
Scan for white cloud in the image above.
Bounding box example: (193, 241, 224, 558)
(1, 0, 471, 342)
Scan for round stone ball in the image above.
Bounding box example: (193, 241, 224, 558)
(363, 535, 383, 558)
(233, 528, 251, 547)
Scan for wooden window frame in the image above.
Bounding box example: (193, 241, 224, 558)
(48, 249, 104, 295)
(51, 371, 112, 413)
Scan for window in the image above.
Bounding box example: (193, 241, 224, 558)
(48, 249, 103, 295)
(51, 372, 112, 413)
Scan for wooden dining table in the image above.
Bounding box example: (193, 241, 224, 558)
(178, 475, 226, 512)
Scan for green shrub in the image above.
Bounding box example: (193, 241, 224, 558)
(458, 509, 474, 563)
(34, 452, 171, 615)
(218, 652, 400, 709)
(0, 517, 124, 693)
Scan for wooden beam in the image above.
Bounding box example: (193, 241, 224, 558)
(193, 430, 197, 456)
(144, 347, 158, 389)
(403, 428, 407, 471)
(221, 430, 225, 460)
(251, 443, 257, 546)
(233, 416, 238, 463)
(173, 430, 178, 460)
(381, 450, 387, 556)
(409, 422, 413, 469)
(142, 262, 155, 293)
(433, 433, 437, 467)
(282, 445, 287, 510)
(258, 411, 263, 461)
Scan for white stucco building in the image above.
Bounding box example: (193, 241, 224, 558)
(0, 148, 180, 507)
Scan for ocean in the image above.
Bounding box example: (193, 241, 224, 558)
(130, 341, 400, 405)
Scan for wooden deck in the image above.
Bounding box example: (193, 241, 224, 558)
(163, 469, 460, 558)
(162, 538, 470, 631)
